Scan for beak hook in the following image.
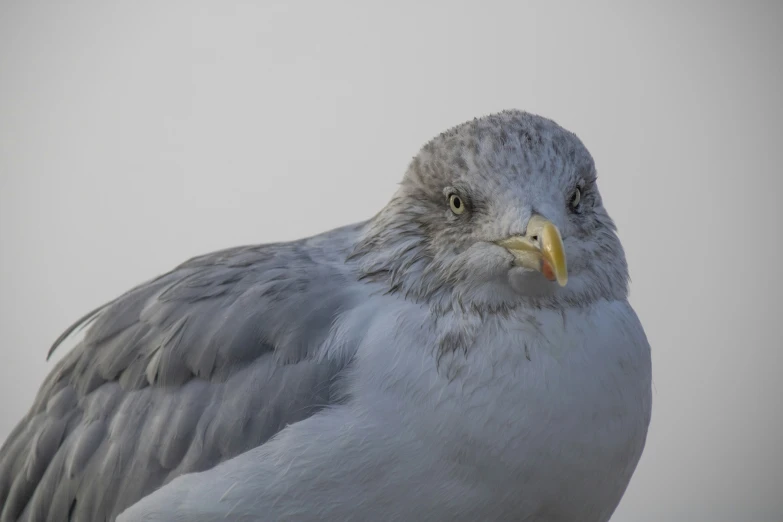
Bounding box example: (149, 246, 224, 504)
(495, 215, 568, 286)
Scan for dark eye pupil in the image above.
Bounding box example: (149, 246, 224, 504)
(453, 197, 461, 208)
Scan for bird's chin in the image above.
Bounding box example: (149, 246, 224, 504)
(507, 267, 562, 297)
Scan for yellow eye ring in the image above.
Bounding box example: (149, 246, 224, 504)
(570, 187, 581, 208)
(449, 194, 465, 215)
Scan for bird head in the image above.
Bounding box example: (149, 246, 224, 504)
(354, 110, 629, 311)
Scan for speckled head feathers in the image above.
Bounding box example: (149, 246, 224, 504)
(354, 110, 629, 312)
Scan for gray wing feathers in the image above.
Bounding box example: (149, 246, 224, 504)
(0, 224, 365, 521)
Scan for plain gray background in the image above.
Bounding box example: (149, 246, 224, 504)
(1, 1, 781, 520)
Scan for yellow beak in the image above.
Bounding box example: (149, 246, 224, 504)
(495, 215, 568, 287)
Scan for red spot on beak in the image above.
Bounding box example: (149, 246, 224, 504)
(541, 258, 557, 282)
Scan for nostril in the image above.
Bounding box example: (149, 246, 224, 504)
(530, 235, 538, 242)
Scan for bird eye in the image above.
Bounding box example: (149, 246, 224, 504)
(570, 188, 581, 208)
(449, 194, 465, 215)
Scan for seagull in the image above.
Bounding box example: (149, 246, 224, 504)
(0, 110, 652, 522)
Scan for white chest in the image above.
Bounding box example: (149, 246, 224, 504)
(360, 299, 652, 521)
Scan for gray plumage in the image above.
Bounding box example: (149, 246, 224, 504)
(0, 110, 651, 522)
(0, 227, 364, 520)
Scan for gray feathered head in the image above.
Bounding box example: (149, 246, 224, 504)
(354, 110, 629, 311)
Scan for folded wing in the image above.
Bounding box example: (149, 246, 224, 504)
(0, 224, 366, 522)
